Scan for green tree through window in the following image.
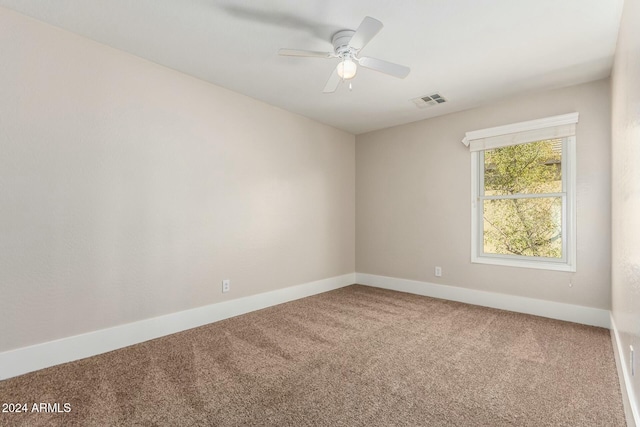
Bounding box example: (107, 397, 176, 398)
(481, 139, 563, 258)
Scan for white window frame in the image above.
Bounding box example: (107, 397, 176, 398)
(464, 113, 578, 272)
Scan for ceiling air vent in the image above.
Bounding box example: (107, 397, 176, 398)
(412, 93, 447, 109)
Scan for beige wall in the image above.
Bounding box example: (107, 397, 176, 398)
(356, 79, 611, 309)
(611, 0, 640, 416)
(0, 8, 355, 352)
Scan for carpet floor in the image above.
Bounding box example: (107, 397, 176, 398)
(0, 285, 626, 426)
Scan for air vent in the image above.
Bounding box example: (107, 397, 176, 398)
(412, 93, 447, 109)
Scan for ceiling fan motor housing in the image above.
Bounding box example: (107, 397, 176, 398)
(332, 30, 356, 57)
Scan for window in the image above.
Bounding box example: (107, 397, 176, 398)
(463, 113, 578, 271)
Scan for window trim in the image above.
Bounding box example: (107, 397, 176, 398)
(467, 114, 578, 272)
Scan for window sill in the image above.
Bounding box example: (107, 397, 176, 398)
(471, 255, 576, 272)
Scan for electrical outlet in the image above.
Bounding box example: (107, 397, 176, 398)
(222, 279, 230, 293)
(435, 266, 442, 277)
(631, 345, 635, 376)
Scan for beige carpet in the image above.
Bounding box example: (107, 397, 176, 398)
(0, 285, 625, 426)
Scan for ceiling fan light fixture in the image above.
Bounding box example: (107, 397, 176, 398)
(336, 58, 357, 80)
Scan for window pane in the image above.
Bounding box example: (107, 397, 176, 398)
(484, 139, 562, 196)
(483, 197, 562, 258)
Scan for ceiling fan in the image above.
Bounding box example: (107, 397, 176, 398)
(278, 16, 410, 93)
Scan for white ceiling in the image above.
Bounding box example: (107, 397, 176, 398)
(0, 0, 624, 134)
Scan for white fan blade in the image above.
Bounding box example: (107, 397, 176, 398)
(278, 48, 334, 58)
(349, 16, 383, 51)
(358, 56, 410, 78)
(323, 67, 341, 93)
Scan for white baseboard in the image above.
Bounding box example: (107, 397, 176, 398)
(0, 273, 356, 380)
(1, 272, 613, 381)
(356, 273, 610, 328)
(610, 314, 639, 427)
